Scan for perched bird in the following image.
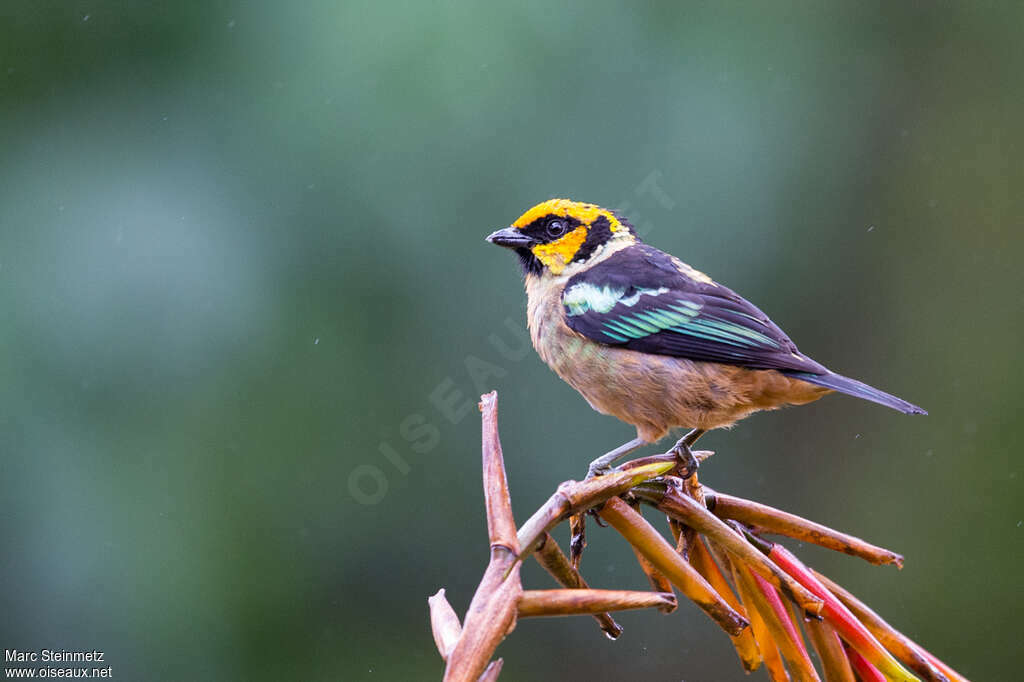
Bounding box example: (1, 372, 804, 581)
(486, 199, 926, 477)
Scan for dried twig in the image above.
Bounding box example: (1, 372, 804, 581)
(623, 502, 677, 613)
(635, 480, 825, 615)
(733, 563, 820, 681)
(812, 571, 959, 682)
(689, 538, 761, 672)
(429, 589, 462, 662)
(441, 392, 522, 682)
(532, 533, 622, 638)
(568, 513, 586, 569)
(706, 489, 904, 567)
(598, 496, 748, 635)
(516, 460, 675, 558)
(477, 659, 503, 682)
(747, 538, 918, 682)
(805, 617, 856, 682)
(718, 546, 789, 681)
(429, 392, 967, 682)
(518, 589, 676, 617)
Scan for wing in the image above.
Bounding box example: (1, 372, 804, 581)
(562, 244, 827, 373)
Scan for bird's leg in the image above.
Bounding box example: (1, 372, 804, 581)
(667, 428, 706, 479)
(586, 437, 648, 478)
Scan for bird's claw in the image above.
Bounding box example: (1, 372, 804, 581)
(668, 443, 700, 479)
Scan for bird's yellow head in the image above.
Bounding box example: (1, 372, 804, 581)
(486, 199, 636, 276)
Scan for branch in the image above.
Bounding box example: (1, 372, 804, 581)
(428, 392, 968, 682)
(516, 461, 675, 558)
(518, 589, 676, 617)
(598, 496, 748, 635)
(442, 393, 521, 682)
(532, 533, 622, 638)
(635, 480, 825, 615)
(706, 488, 904, 567)
(428, 589, 462, 662)
(812, 570, 960, 682)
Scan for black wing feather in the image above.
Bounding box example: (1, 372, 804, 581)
(562, 245, 827, 373)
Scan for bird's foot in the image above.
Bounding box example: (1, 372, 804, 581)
(667, 441, 700, 479)
(666, 428, 706, 480)
(586, 507, 608, 527)
(585, 437, 648, 480)
(585, 462, 615, 479)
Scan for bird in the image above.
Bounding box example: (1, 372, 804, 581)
(486, 198, 926, 478)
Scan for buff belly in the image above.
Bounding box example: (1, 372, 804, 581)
(526, 278, 830, 443)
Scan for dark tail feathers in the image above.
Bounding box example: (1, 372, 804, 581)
(783, 371, 927, 415)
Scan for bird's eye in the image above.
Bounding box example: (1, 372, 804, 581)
(546, 219, 568, 238)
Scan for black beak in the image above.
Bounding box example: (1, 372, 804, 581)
(486, 227, 533, 248)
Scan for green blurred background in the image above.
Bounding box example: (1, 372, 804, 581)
(2, 2, 1021, 680)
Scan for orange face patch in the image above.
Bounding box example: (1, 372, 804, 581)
(530, 224, 588, 274)
(513, 199, 624, 233)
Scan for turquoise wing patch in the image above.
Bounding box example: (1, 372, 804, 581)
(560, 243, 824, 372)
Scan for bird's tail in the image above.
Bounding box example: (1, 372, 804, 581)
(783, 371, 927, 415)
